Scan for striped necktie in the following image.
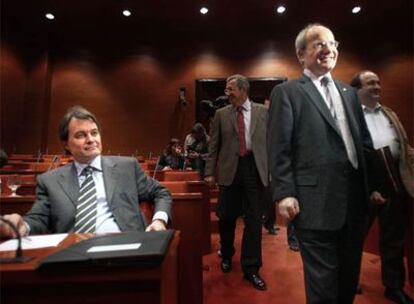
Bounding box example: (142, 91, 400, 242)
(74, 166, 97, 233)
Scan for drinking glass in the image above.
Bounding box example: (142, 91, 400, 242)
(7, 175, 22, 196)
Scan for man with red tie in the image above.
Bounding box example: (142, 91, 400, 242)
(205, 74, 268, 291)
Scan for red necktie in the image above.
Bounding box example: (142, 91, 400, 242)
(236, 106, 247, 156)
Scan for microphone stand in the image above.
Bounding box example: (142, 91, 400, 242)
(152, 157, 161, 180)
(0, 217, 33, 263)
(47, 155, 59, 171)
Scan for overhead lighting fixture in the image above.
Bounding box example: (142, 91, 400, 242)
(45, 13, 55, 20)
(200, 7, 209, 15)
(276, 5, 286, 14)
(122, 9, 132, 17)
(351, 6, 361, 14)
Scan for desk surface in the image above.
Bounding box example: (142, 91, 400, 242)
(1, 232, 180, 304)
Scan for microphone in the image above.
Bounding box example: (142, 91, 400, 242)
(0, 217, 33, 263)
(152, 156, 161, 180)
(47, 155, 60, 171)
(36, 149, 42, 163)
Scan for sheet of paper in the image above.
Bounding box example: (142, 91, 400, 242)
(87, 243, 141, 253)
(0, 233, 68, 251)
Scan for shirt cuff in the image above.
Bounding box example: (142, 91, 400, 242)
(24, 221, 30, 236)
(152, 211, 168, 225)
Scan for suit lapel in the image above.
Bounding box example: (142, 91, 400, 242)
(335, 81, 360, 141)
(250, 103, 259, 136)
(228, 106, 238, 134)
(300, 75, 342, 137)
(102, 156, 119, 206)
(57, 164, 80, 207)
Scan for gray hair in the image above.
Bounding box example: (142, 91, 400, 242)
(226, 74, 250, 92)
(295, 23, 326, 52)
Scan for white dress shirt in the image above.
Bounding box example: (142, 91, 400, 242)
(25, 155, 168, 235)
(304, 69, 339, 111)
(362, 103, 400, 159)
(74, 156, 121, 233)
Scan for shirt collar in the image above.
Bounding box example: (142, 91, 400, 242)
(304, 69, 333, 84)
(74, 155, 102, 176)
(362, 102, 382, 113)
(234, 98, 251, 111)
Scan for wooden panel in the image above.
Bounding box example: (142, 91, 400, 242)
(1, 233, 179, 304)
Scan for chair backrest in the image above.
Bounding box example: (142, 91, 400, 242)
(163, 170, 201, 181)
(0, 174, 36, 195)
(160, 181, 189, 193)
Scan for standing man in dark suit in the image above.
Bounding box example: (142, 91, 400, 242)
(0, 106, 171, 237)
(205, 74, 268, 291)
(351, 70, 414, 304)
(268, 24, 373, 303)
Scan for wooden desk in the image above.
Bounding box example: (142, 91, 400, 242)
(0, 195, 36, 215)
(0, 232, 179, 304)
(0, 169, 46, 175)
(161, 181, 211, 255)
(0, 193, 204, 304)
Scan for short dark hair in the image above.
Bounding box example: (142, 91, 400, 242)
(59, 106, 101, 142)
(191, 122, 206, 134)
(350, 73, 363, 89)
(350, 70, 374, 89)
(165, 138, 180, 155)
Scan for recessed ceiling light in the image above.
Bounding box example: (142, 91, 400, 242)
(122, 9, 132, 17)
(276, 5, 286, 14)
(200, 7, 209, 15)
(45, 13, 55, 20)
(352, 6, 361, 14)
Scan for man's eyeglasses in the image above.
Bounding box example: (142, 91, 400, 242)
(311, 40, 339, 50)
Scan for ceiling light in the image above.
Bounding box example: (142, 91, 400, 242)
(122, 10, 132, 17)
(276, 5, 286, 14)
(351, 6, 361, 14)
(45, 13, 55, 20)
(200, 7, 209, 15)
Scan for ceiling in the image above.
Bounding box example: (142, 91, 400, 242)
(1, 0, 412, 55)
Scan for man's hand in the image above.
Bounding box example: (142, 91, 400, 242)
(145, 219, 167, 232)
(278, 197, 300, 220)
(204, 175, 216, 187)
(0, 213, 28, 238)
(370, 191, 387, 205)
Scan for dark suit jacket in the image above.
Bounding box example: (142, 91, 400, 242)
(205, 102, 268, 187)
(268, 75, 373, 230)
(25, 156, 172, 234)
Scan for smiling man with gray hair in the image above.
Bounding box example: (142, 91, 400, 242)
(268, 24, 374, 303)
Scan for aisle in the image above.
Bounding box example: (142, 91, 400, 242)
(203, 220, 413, 304)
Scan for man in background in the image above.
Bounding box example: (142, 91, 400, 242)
(351, 70, 414, 304)
(205, 74, 268, 291)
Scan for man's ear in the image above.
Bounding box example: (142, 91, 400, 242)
(62, 141, 70, 154)
(296, 49, 304, 65)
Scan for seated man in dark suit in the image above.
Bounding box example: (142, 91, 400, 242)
(0, 106, 172, 237)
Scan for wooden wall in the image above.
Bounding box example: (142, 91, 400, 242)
(1, 33, 412, 155)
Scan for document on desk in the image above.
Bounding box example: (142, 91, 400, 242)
(87, 243, 142, 253)
(0, 234, 68, 251)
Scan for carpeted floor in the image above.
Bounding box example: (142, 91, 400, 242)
(203, 221, 413, 304)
